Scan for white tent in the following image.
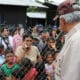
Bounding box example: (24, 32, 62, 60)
(0, 0, 47, 7)
(27, 12, 46, 19)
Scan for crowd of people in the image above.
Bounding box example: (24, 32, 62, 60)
(0, 1, 80, 80)
(0, 23, 64, 80)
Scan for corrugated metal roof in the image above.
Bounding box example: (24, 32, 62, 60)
(0, 0, 47, 7)
(49, 0, 66, 6)
(27, 12, 46, 19)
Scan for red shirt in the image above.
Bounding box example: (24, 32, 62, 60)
(23, 68, 38, 80)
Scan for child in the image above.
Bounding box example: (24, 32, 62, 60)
(1, 49, 19, 79)
(45, 51, 56, 80)
(35, 56, 48, 80)
(13, 28, 22, 53)
(12, 58, 38, 80)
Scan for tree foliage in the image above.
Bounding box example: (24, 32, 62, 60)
(27, 0, 46, 12)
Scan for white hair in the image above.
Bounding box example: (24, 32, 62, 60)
(60, 11, 80, 23)
(60, 4, 80, 23)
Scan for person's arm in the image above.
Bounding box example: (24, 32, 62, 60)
(51, 42, 57, 51)
(8, 75, 17, 80)
(15, 47, 22, 63)
(15, 46, 26, 63)
(36, 47, 42, 63)
(62, 39, 80, 80)
(15, 46, 30, 63)
(9, 36, 13, 48)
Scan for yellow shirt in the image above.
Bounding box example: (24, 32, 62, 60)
(15, 45, 40, 64)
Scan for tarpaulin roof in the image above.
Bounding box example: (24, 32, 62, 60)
(0, 0, 47, 7)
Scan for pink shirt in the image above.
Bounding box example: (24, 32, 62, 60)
(13, 34, 22, 53)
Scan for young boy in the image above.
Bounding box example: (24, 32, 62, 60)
(1, 49, 19, 79)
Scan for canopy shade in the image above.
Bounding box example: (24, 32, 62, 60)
(0, 0, 47, 7)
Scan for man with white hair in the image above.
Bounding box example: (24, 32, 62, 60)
(55, 2, 80, 80)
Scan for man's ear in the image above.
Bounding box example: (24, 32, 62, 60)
(59, 18, 66, 27)
(61, 18, 66, 25)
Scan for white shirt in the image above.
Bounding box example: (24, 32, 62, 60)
(55, 22, 80, 80)
(45, 62, 54, 74)
(0, 36, 13, 49)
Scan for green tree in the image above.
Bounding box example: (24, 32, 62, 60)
(35, 0, 49, 3)
(76, 0, 80, 3)
(27, 7, 36, 12)
(35, 0, 42, 3)
(44, 0, 48, 2)
(27, 0, 46, 12)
